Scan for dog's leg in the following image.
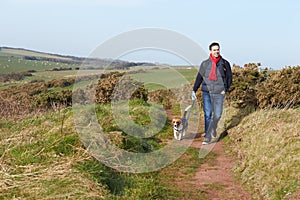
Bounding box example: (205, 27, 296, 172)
(174, 130, 178, 140)
(178, 132, 182, 140)
(183, 125, 187, 137)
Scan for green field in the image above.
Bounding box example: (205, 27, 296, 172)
(0, 47, 73, 60)
(0, 56, 197, 91)
(0, 56, 79, 74)
(129, 67, 197, 91)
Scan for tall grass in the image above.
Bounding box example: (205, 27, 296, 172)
(0, 99, 209, 199)
(0, 109, 110, 199)
(226, 108, 300, 199)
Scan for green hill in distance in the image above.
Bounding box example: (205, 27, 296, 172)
(0, 46, 77, 60)
(0, 46, 157, 74)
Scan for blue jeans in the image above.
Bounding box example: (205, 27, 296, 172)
(202, 91, 225, 140)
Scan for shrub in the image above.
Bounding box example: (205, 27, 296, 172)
(148, 89, 176, 109)
(45, 78, 75, 88)
(256, 66, 300, 108)
(34, 90, 73, 109)
(0, 71, 33, 82)
(226, 64, 300, 109)
(226, 63, 265, 108)
(95, 72, 148, 104)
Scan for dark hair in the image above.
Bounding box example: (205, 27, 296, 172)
(209, 42, 220, 50)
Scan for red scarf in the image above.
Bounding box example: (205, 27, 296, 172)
(208, 54, 221, 81)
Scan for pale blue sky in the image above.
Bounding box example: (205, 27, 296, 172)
(1, 0, 299, 69)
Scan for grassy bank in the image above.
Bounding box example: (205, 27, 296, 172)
(0, 100, 210, 199)
(1, 101, 300, 199)
(226, 108, 300, 199)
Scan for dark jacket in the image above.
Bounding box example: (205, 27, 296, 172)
(193, 56, 232, 94)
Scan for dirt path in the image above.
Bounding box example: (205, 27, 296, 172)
(188, 139, 251, 200)
(167, 110, 250, 199)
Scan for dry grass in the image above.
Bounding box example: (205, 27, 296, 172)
(226, 108, 300, 199)
(0, 110, 110, 199)
(1, 156, 109, 199)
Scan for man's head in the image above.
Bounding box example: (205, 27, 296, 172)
(209, 42, 220, 58)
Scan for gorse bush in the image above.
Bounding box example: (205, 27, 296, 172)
(227, 64, 300, 109)
(45, 78, 75, 88)
(1, 65, 299, 121)
(0, 71, 33, 82)
(256, 66, 300, 108)
(33, 90, 72, 108)
(226, 63, 266, 108)
(0, 78, 74, 119)
(148, 89, 176, 109)
(0, 71, 150, 120)
(95, 71, 148, 104)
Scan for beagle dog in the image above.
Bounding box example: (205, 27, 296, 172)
(172, 117, 186, 140)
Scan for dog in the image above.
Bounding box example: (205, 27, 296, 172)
(172, 117, 187, 140)
(172, 104, 193, 140)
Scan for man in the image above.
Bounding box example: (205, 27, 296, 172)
(191, 42, 232, 145)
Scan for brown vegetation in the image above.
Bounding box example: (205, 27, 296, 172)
(256, 66, 300, 108)
(227, 64, 300, 109)
(2, 65, 299, 121)
(94, 71, 148, 104)
(0, 71, 33, 82)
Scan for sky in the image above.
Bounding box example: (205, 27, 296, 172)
(1, 0, 300, 69)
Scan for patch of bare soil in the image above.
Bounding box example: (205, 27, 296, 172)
(187, 139, 251, 200)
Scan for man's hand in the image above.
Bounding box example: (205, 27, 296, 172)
(221, 90, 225, 95)
(191, 91, 197, 100)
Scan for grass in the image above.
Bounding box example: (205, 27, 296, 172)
(0, 56, 79, 74)
(0, 47, 73, 60)
(43, 67, 195, 93)
(226, 108, 300, 199)
(0, 99, 209, 199)
(95, 99, 179, 142)
(2, 97, 300, 199)
(0, 109, 110, 199)
(0, 59, 195, 93)
(1, 60, 300, 199)
(129, 67, 197, 91)
(34, 69, 106, 80)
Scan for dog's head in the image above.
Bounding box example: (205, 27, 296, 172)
(172, 117, 181, 129)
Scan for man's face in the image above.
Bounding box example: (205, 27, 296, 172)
(210, 45, 220, 58)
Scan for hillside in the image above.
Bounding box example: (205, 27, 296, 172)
(1, 101, 299, 199)
(226, 107, 300, 199)
(0, 46, 157, 74)
(0, 46, 78, 61)
(0, 56, 299, 199)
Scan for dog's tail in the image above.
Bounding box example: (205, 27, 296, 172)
(183, 105, 192, 118)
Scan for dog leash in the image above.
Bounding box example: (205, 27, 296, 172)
(185, 99, 196, 122)
(177, 99, 196, 132)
